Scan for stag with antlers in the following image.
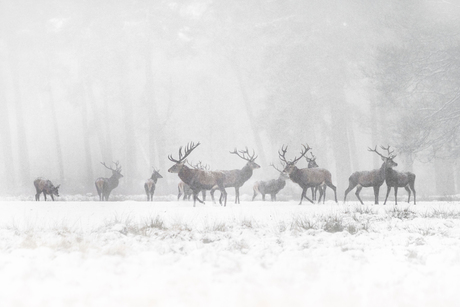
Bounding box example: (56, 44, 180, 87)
(95, 161, 123, 201)
(379, 146, 416, 205)
(168, 142, 227, 207)
(343, 146, 398, 205)
(252, 162, 289, 201)
(210, 147, 260, 204)
(306, 151, 322, 201)
(279, 144, 338, 205)
(145, 168, 163, 201)
(177, 161, 209, 201)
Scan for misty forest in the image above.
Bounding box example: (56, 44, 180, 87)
(1, 0, 460, 200)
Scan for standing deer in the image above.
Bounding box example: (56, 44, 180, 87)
(252, 162, 289, 201)
(279, 144, 338, 205)
(343, 146, 398, 205)
(210, 147, 260, 204)
(34, 178, 60, 201)
(306, 152, 321, 201)
(144, 168, 163, 201)
(95, 161, 123, 201)
(168, 142, 227, 207)
(177, 161, 208, 201)
(380, 146, 416, 205)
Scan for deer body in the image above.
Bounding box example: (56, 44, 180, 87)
(144, 169, 163, 201)
(279, 145, 337, 205)
(210, 148, 260, 204)
(252, 173, 287, 201)
(34, 178, 60, 201)
(383, 168, 416, 205)
(95, 162, 123, 201)
(343, 146, 398, 205)
(168, 142, 227, 207)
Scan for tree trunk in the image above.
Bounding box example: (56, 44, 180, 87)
(230, 59, 267, 166)
(46, 78, 65, 184)
(9, 47, 30, 188)
(0, 66, 15, 192)
(434, 158, 455, 197)
(79, 83, 94, 191)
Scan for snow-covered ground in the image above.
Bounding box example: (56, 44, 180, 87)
(1, 199, 460, 306)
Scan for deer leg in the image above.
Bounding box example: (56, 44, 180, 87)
(43, 192, 47, 201)
(383, 185, 391, 205)
(202, 190, 207, 202)
(210, 187, 217, 204)
(373, 186, 380, 205)
(317, 186, 324, 204)
(343, 182, 357, 203)
(219, 187, 227, 207)
(325, 181, 337, 203)
(235, 187, 240, 204)
(252, 189, 257, 201)
(35, 191, 40, 201)
(394, 186, 398, 206)
(355, 185, 364, 205)
(51, 195, 55, 201)
(262, 194, 265, 201)
(404, 185, 411, 203)
(300, 189, 314, 205)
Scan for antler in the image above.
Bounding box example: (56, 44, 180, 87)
(101, 161, 122, 172)
(270, 162, 284, 173)
(230, 147, 258, 162)
(306, 151, 316, 162)
(168, 142, 200, 163)
(380, 145, 397, 159)
(278, 144, 310, 165)
(367, 146, 387, 159)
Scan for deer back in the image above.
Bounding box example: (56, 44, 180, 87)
(385, 168, 413, 187)
(179, 167, 225, 190)
(292, 168, 332, 187)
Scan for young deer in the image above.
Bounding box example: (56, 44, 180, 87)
(210, 147, 260, 204)
(177, 161, 208, 201)
(34, 178, 60, 201)
(95, 161, 123, 201)
(380, 146, 416, 205)
(168, 142, 227, 207)
(252, 162, 289, 201)
(144, 168, 163, 201)
(279, 145, 337, 205)
(343, 146, 398, 205)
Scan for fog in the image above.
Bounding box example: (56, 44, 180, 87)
(1, 0, 460, 198)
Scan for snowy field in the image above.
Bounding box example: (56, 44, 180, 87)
(1, 199, 460, 307)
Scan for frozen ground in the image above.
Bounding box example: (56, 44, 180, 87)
(1, 199, 460, 306)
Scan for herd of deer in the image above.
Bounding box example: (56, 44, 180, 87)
(33, 142, 416, 206)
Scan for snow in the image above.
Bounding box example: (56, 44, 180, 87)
(1, 200, 460, 306)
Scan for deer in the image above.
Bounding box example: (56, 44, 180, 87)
(168, 142, 227, 207)
(210, 147, 260, 204)
(95, 161, 123, 201)
(343, 146, 398, 205)
(34, 178, 60, 201)
(306, 151, 321, 201)
(379, 146, 416, 205)
(279, 144, 338, 205)
(252, 162, 289, 201)
(144, 168, 163, 201)
(177, 161, 209, 201)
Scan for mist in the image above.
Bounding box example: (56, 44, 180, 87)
(1, 0, 460, 199)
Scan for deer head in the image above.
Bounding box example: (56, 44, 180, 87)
(368, 146, 398, 169)
(101, 161, 123, 179)
(306, 152, 318, 168)
(151, 167, 163, 180)
(278, 144, 311, 175)
(51, 184, 60, 197)
(168, 142, 200, 173)
(230, 147, 260, 170)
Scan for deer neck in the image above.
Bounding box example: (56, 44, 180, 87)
(288, 166, 301, 183)
(178, 165, 193, 184)
(108, 175, 119, 188)
(240, 164, 253, 180)
(150, 174, 158, 183)
(379, 161, 390, 182)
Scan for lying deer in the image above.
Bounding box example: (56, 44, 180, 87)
(252, 162, 289, 201)
(34, 178, 60, 201)
(279, 144, 337, 205)
(343, 146, 397, 205)
(177, 161, 208, 201)
(168, 142, 227, 207)
(144, 168, 163, 201)
(211, 147, 260, 204)
(95, 161, 123, 201)
(380, 146, 416, 205)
